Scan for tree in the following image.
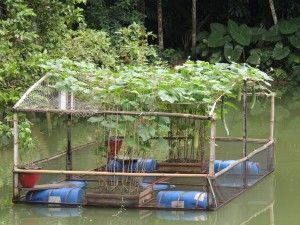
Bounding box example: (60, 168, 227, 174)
(157, 0, 164, 50)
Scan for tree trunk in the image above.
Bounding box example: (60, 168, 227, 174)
(137, 0, 146, 24)
(191, 0, 197, 56)
(157, 0, 164, 50)
(268, 0, 278, 25)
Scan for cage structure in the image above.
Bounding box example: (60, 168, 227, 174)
(12, 72, 275, 211)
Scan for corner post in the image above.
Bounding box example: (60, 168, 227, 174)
(270, 93, 275, 141)
(13, 113, 20, 199)
(209, 114, 216, 177)
(242, 80, 247, 157)
(66, 114, 72, 179)
(242, 80, 248, 187)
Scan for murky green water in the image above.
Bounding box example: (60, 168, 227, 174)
(1, 88, 300, 225)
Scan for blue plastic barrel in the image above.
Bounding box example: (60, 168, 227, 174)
(157, 191, 207, 209)
(126, 159, 156, 172)
(26, 188, 84, 205)
(107, 160, 122, 171)
(140, 182, 174, 191)
(214, 160, 260, 175)
(107, 159, 156, 172)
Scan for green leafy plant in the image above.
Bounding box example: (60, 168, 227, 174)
(196, 17, 300, 81)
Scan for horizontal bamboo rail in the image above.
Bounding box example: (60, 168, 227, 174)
(13, 108, 212, 120)
(214, 140, 274, 178)
(215, 136, 269, 143)
(14, 168, 209, 178)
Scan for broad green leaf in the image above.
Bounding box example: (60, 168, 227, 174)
(247, 51, 261, 65)
(224, 43, 243, 63)
(158, 90, 177, 103)
(138, 124, 151, 141)
(228, 20, 251, 46)
(288, 53, 300, 64)
(272, 43, 290, 60)
(210, 23, 227, 35)
(206, 31, 226, 48)
(209, 51, 223, 63)
(278, 20, 299, 34)
(196, 31, 209, 42)
(292, 66, 300, 81)
(250, 27, 266, 42)
(263, 25, 282, 42)
(289, 35, 300, 49)
(87, 117, 104, 123)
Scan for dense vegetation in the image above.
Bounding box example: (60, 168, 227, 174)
(0, 0, 299, 149)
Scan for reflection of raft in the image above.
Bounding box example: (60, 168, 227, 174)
(156, 210, 208, 221)
(157, 191, 208, 209)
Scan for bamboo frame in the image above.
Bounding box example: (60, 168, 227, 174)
(11, 73, 276, 210)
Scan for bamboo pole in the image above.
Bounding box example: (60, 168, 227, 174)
(208, 178, 218, 208)
(13, 108, 212, 120)
(209, 115, 216, 177)
(214, 141, 274, 178)
(215, 136, 269, 143)
(23, 142, 96, 166)
(13, 113, 19, 199)
(242, 80, 247, 158)
(270, 93, 275, 141)
(242, 80, 247, 187)
(66, 114, 72, 179)
(14, 168, 209, 178)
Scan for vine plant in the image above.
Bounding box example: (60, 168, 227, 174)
(41, 58, 272, 156)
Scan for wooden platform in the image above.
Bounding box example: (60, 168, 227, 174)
(86, 187, 153, 207)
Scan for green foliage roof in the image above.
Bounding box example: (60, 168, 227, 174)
(16, 59, 272, 115)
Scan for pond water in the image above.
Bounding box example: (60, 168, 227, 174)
(1, 87, 300, 225)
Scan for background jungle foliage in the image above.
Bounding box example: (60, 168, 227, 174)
(0, 0, 300, 148)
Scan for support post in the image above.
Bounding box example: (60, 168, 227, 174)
(66, 114, 72, 179)
(13, 113, 19, 199)
(242, 80, 248, 187)
(242, 80, 247, 157)
(270, 93, 275, 141)
(209, 115, 216, 177)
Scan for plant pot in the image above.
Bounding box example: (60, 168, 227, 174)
(106, 137, 123, 158)
(19, 173, 40, 188)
